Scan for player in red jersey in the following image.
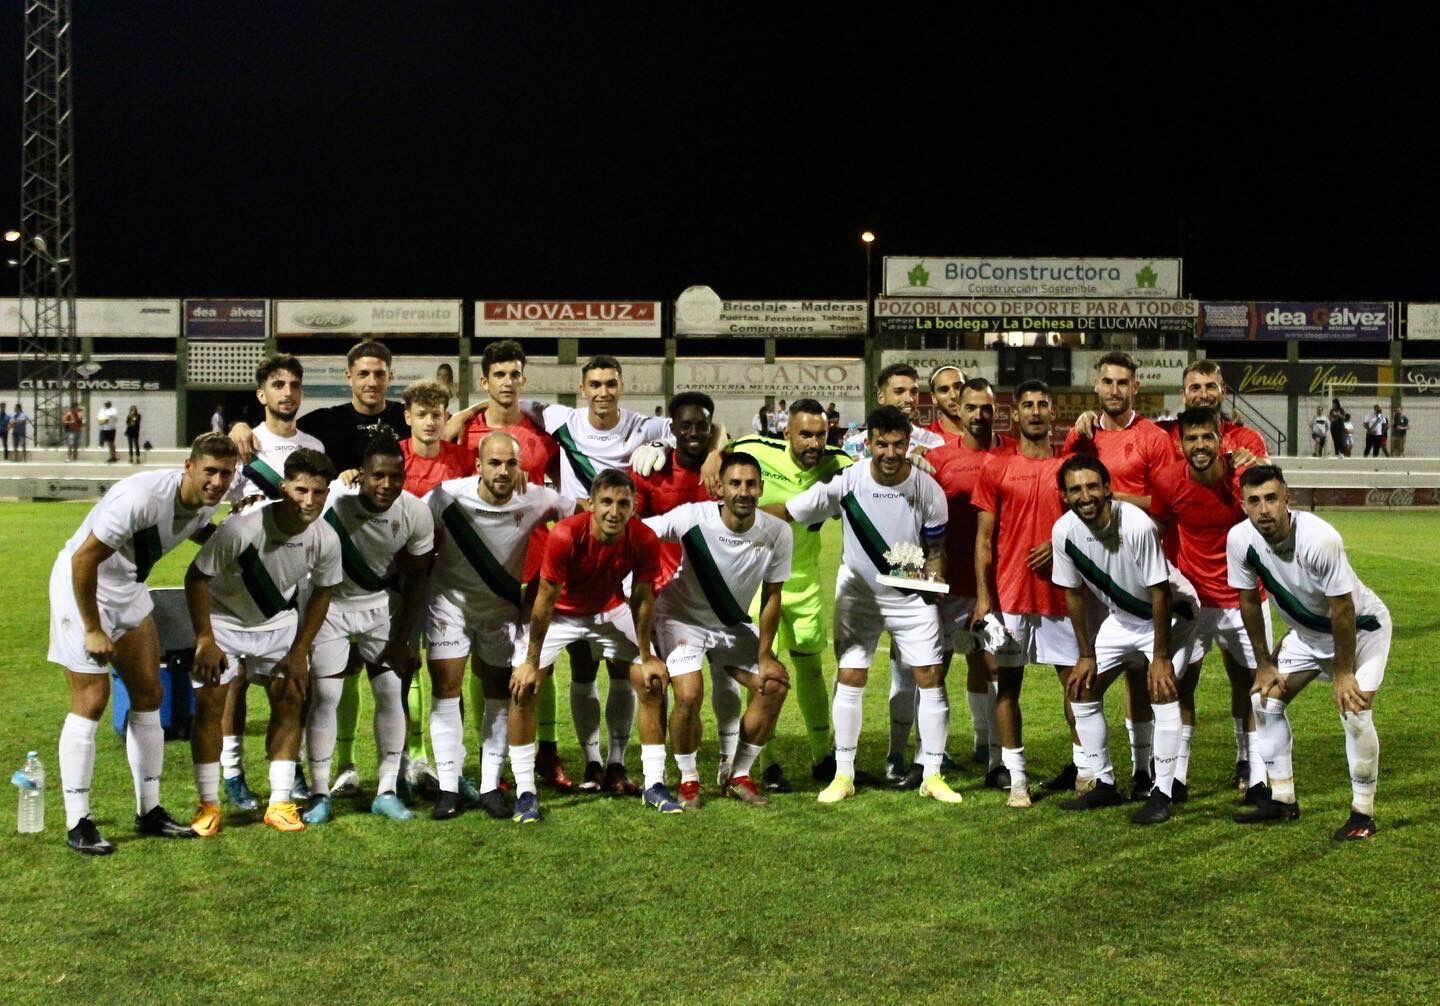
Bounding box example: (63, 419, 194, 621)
(632, 392, 717, 579)
(972, 380, 1075, 807)
(1161, 360, 1269, 466)
(399, 380, 475, 497)
(443, 340, 575, 790)
(1150, 406, 1272, 801)
(508, 468, 667, 821)
(888, 371, 1017, 789)
(1062, 351, 1172, 797)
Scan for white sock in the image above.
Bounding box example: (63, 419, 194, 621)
(967, 689, 991, 751)
(1246, 732, 1267, 787)
(916, 687, 949, 774)
(269, 759, 295, 804)
(570, 681, 602, 765)
(888, 655, 916, 761)
(306, 675, 344, 797)
(832, 683, 865, 777)
(59, 713, 99, 829)
(674, 750, 699, 783)
(430, 696, 464, 793)
(195, 762, 220, 805)
(1175, 725, 1195, 784)
(1151, 701, 1182, 798)
(510, 741, 538, 797)
(605, 679, 635, 766)
(1233, 716, 1248, 761)
(1127, 717, 1154, 779)
(1001, 746, 1028, 789)
(1341, 709, 1379, 816)
(480, 698, 509, 793)
(221, 734, 244, 780)
(1258, 696, 1296, 802)
(126, 708, 164, 815)
(371, 670, 405, 795)
(733, 742, 763, 779)
(1072, 701, 1114, 785)
(1072, 741, 1094, 782)
(641, 743, 667, 789)
(710, 666, 741, 766)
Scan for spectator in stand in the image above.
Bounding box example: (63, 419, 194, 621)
(1391, 407, 1409, 458)
(211, 404, 226, 435)
(96, 400, 119, 463)
(125, 406, 143, 463)
(752, 404, 769, 435)
(1311, 408, 1328, 457)
(63, 403, 84, 461)
(434, 363, 455, 396)
(1155, 406, 1175, 423)
(768, 399, 789, 435)
(11, 403, 29, 461)
(0, 402, 9, 461)
(1363, 404, 1387, 458)
(1329, 399, 1350, 457)
(826, 402, 842, 446)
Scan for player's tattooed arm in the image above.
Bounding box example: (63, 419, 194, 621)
(1148, 583, 1176, 703)
(1064, 587, 1097, 701)
(512, 578, 560, 700)
(71, 533, 118, 666)
(1327, 592, 1367, 714)
(442, 402, 484, 442)
(184, 562, 227, 687)
(629, 580, 668, 692)
(188, 521, 219, 545)
(1238, 587, 1282, 701)
(227, 422, 260, 462)
(973, 511, 996, 627)
(756, 580, 786, 682)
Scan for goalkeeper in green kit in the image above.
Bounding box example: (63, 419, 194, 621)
(727, 398, 851, 789)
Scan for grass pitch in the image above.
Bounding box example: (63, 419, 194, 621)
(1, 503, 1438, 1005)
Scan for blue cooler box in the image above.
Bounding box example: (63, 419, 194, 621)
(110, 588, 197, 741)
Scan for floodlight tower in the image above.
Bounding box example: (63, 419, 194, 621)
(13, 0, 80, 448)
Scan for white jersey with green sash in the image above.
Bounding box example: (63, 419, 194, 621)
(193, 502, 342, 631)
(1226, 509, 1386, 656)
(644, 502, 792, 629)
(55, 468, 220, 607)
(228, 424, 325, 504)
(786, 461, 947, 601)
(1050, 500, 1199, 630)
(427, 476, 574, 616)
(538, 402, 669, 499)
(320, 482, 434, 612)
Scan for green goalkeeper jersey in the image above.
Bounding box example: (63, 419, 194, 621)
(727, 434, 852, 587)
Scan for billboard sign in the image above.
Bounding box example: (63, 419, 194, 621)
(475, 301, 661, 340)
(14, 356, 177, 392)
(1200, 302, 1391, 342)
(875, 297, 1198, 337)
(275, 300, 462, 335)
(184, 299, 268, 340)
(671, 358, 865, 399)
(1405, 303, 1440, 340)
(1213, 360, 1383, 396)
(674, 298, 865, 337)
(884, 257, 1182, 298)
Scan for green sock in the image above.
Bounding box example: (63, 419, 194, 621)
(334, 673, 360, 768)
(538, 675, 558, 745)
(407, 670, 431, 762)
(790, 650, 833, 764)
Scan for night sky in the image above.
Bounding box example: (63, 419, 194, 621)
(1, 6, 1435, 303)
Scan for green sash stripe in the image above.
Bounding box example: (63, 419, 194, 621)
(442, 502, 522, 607)
(243, 458, 284, 500)
(1064, 540, 1153, 620)
(681, 526, 751, 627)
(553, 426, 597, 494)
(1245, 546, 1380, 634)
(132, 524, 163, 583)
(840, 492, 891, 575)
(237, 544, 295, 620)
(323, 509, 393, 593)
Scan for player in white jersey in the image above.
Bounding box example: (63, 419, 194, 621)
(50, 434, 238, 854)
(771, 405, 962, 805)
(1050, 456, 1200, 824)
(643, 453, 793, 809)
(303, 432, 434, 824)
(1227, 465, 1391, 840)
(220, 354, 326, 811)
(185, 448, 343, 835)
(426, 431, 576, 820)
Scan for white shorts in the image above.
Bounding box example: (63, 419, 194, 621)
(834, 568, 941, 670)
(1275, 609, 1391, 692)
(47, 559, 155, 675)
(1094, 611, 1198, 677)
(937, 594, 980, 656)
(198, 618, 298, 687)
(992, 612, 1078, 668)
(1187, 604, 1273, 669)
(657, 619, 760, 677)
(312, 604, 391, 677)
(536, 607, 639, 670)
(426, 595, 526, 669)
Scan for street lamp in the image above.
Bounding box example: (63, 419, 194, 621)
(861, 230, 878, 414)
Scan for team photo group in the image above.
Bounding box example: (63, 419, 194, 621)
(47, 338, 1391, 854)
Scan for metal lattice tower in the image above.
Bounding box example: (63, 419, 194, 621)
(14, 0, 79, 448)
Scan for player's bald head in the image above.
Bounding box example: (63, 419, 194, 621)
(478, 430, 522, 461)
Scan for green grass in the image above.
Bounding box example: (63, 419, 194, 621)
(2, 502, 1438, 1004)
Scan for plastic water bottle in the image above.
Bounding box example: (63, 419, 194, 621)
(13, 751, 45, 833)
